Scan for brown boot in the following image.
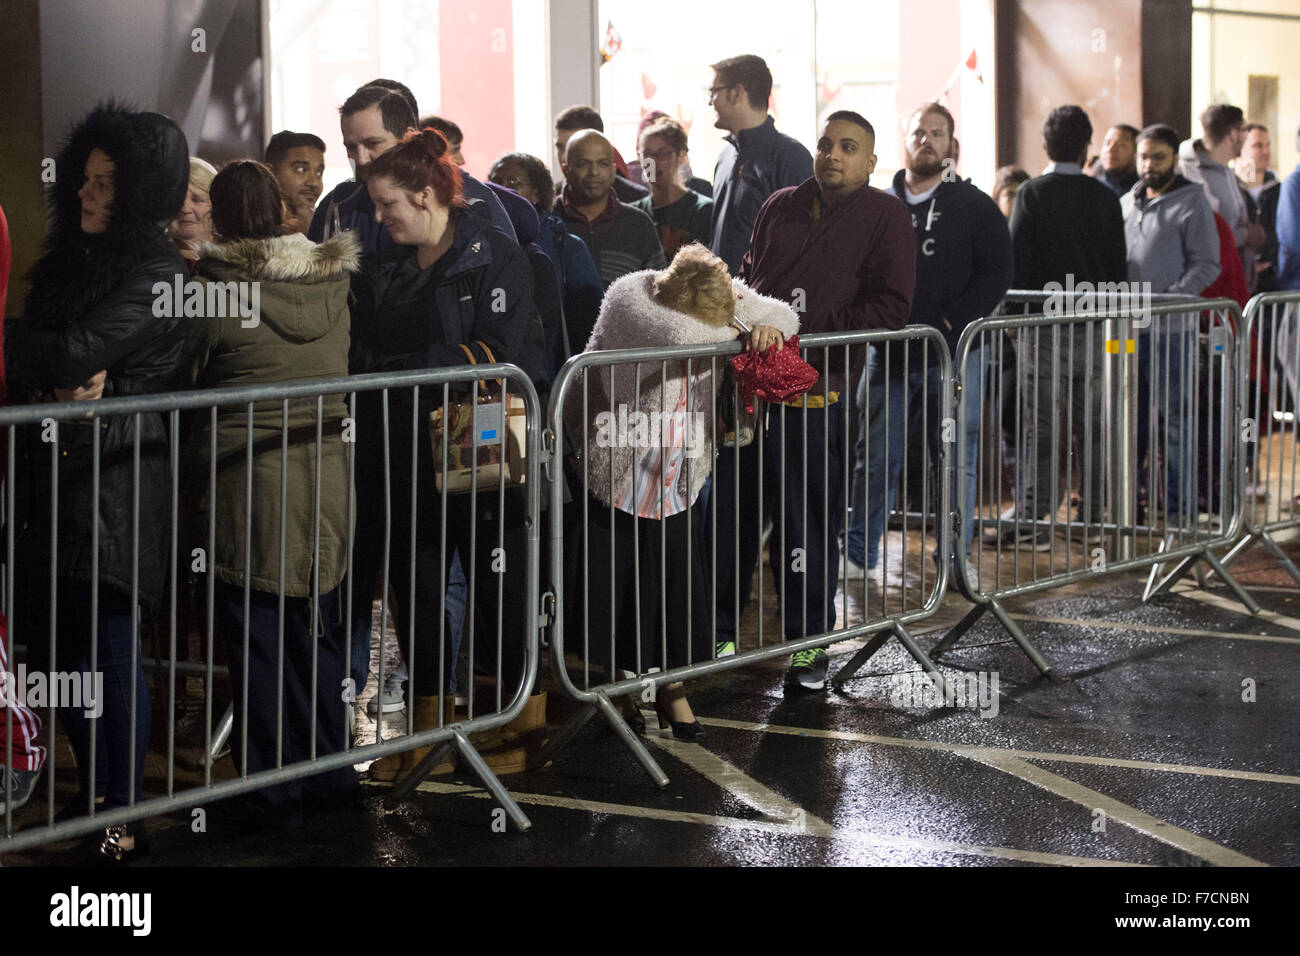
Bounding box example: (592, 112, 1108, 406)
(368, 695, 458, 782)
(469, 693, 549, 776)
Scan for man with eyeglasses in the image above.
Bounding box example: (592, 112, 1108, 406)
(707, 54, 813, 275)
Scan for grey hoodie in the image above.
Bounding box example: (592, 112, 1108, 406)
(1179, 137, 1251, 253)
(1121, 175, 1221, 295)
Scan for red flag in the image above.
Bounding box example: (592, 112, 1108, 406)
(965, 48, 984, 84)
(600, 21, 622, 64)
(820, 72, 841, 105)
(641, 72, 657, 101)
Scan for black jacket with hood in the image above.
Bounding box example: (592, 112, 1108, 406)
(7, 103, 194, 608)
(888, 168, 1013, 354)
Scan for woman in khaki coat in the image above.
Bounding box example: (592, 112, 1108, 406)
(191, 160, 359, 826)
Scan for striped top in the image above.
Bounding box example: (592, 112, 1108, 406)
(612, 380, 697, 519)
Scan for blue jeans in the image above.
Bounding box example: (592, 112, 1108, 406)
(847, 344, 985, 568)
(348, 549, 467, 695)
(37, 589, 149, 810)
(1137, 317, 1197, 521)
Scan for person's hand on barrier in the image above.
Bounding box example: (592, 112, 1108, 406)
(54, 369, 107, 402)
(748, 324, 784, 353)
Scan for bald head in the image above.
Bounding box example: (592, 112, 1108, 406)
(562, 129, 616, 205)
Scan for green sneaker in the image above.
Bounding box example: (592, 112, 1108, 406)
(784, 648, 830, 691)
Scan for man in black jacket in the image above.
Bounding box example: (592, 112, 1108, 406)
(845, 102, 1012, 588)
(1006, 105, 1128, 548)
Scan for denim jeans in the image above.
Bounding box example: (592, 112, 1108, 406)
(847, 344, 985, 568)
(348, 548, 467, 696)
(1137, 316, 1197, 522)
(26, 587, 150, 810)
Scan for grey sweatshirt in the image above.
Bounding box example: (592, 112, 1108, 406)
(1120, 175, 1221, 295)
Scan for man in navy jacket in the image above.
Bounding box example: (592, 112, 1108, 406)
(708, 55, 813, 275)
(710, 110, 915, 693)
(846, 102, 1012, 592)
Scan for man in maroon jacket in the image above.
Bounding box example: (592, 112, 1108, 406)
(710, 110, 916, 693)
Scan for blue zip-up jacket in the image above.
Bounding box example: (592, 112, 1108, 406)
(710, 115, 813, 275)
(308, 171, 517, 250)
(538, 215, 604, 366)
(1276, 163, 1300, 291)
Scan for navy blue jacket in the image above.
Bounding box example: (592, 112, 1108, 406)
(308, 172, 517, 251)
(710, 116, 813, 274)
(889, 169, 1013, 351)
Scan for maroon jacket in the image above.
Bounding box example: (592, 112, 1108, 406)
(739, 177, 915, 395)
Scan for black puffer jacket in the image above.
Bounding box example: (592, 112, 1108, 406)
(7, 103, 194, 608)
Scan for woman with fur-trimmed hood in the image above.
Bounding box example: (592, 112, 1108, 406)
(6, 103, 193, 857)
(569, 244, 798, 738)
(189, 160, 360, 823)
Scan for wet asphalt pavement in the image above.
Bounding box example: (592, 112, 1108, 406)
(5, 529, 1298, 868)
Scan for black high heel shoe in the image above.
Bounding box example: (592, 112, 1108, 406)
(82, 824, 151, 865)
(655, 699, 704, 742)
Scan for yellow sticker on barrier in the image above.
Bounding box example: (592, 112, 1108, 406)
(1104, 339, 1136, 354)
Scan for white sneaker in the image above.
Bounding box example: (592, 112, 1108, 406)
(843, 551, 867, 581)
(366, 662, 407, 716)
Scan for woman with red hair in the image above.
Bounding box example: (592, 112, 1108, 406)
(349, 129, 547, 780)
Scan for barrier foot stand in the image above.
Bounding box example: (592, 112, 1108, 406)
(928, 603, 988, 662)
(206, 701, 234, 767)
(1258, 532, 1300, 587)
(833, 628, 896, 686)
(530, 701, 599, 771)
(385, 739, 457, 806)
(595, 690, 670, 789)
(1206, 532, 1258, 580)
(890, 622, 952, 700)
(988, 598, 1053, 676)
(1145, 552, 1198, 602)
(451, 730, 532, 832)
(1201, 549, 1261, 615)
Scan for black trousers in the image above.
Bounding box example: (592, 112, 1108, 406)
(215, 582, 355, 815)
(575, 496, 714, 675)
(710, 402, 846, 643)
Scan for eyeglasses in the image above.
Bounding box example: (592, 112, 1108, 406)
(641, 148, 678, 164)
(707, 84, 736, 103)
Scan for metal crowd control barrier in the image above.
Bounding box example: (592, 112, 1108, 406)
(1218, 290, 1300, 585)
(539, 327, 953, 786)
(2, 365, 542, 853)
(936, 296, 1257, 675)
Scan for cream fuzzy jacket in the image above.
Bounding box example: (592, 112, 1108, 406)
(568, 270, 800, 508)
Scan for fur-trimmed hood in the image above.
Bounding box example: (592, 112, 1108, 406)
(193, 232, 359, 343)
(45, 102, 189, 252)
(194, 230, 361, 283)
(24, 103, 190, 333)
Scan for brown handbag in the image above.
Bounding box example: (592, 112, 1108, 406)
(427, 342, 528, 493)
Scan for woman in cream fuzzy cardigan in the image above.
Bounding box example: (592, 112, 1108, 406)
(569, 244, 799, 738)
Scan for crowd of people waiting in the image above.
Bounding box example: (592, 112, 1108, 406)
(4, 52, 1300, 863)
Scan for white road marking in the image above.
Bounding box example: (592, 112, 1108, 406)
(642, 726, 824, 828)
(693, 717, 1300, 785)
(966, 753, 1267, 867)
(400, 779, 1146, 867)
(1173, 584, 1300, 634)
